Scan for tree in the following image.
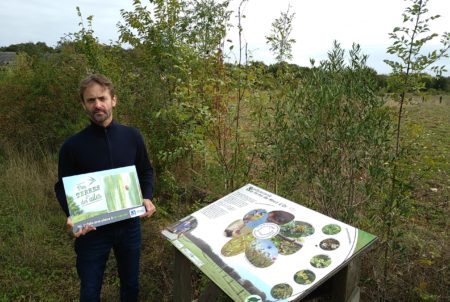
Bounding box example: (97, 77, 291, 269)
(265, 5, 296, 62)
(382, 0, 450, 299)
(67, 196, 83, 216)
(385, 0, 449, 153)
(0, 42, 55, 57)
(58, 7, 106, 74)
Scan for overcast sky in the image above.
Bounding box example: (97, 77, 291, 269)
(1, 0, 449, 75)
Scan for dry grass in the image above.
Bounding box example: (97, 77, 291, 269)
(0, 97, 448, 301)
(0, 146, 175, 301)
(360, 99, 450, 301)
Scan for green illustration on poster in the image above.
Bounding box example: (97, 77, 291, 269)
(162, 184, 377, 302)
(63, 165, 145, 232)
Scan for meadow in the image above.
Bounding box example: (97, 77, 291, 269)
(0, 96, 448, 301)
(0, 0, 449, 300)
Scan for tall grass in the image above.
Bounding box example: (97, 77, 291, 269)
(0, 147, 77, 301)
(360, 99, 450, 301)
(0, 146, 174, 301)
(0, 98, 449, 301)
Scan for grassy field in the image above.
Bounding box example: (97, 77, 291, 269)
(360, 95, 450, 301)
(0, 152, 173, 301)
(0, 96, 448, 301)
(395, 98, 449, 300)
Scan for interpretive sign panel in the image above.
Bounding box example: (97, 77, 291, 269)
(162, 184, 376, 302)
(63, 165, 146, 232)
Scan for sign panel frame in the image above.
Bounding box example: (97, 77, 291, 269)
(162, 184, 377, 302)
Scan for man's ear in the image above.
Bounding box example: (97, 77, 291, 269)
(80, 100, 87, 110)
(112, 96, 117, 108)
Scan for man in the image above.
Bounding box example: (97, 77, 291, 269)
(54, 74, 156, 301)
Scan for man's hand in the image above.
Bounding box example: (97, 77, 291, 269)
(67, 216, 96, 237)
(140, 199, 156, 218)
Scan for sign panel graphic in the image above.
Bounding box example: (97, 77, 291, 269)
(63, 165, 145, 232)
(162, 184, 376, 301)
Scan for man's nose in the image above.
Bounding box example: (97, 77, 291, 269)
(93, 99, 102, 108)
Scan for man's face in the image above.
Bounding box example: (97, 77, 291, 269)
(81, 83, 117, 127)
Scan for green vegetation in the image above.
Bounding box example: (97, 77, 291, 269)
(221, 233, 254, 257)
(322, 224, 342, 235)
(0, 0, 449, 301)
(244, 241, 276, 268)
(71, 210, 109, 224)
(310, 255, 332, 269)
(280, 221, 315, 238)
(319, 239, 340, 251)
(103, 172, 142, 211)
(270, 283, 293, 299)
(294, 270, 316, 285)
(272, 235, 302, 255)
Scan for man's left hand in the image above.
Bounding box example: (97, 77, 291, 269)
(141, 199, 156, 218)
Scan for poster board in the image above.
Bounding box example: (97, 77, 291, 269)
(162, 184, 377, 302)
(62, 165, 146, 232)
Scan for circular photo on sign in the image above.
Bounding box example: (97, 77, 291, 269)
(221, 209, 322, 267)
(167, 216, 198, 235)
(267, 211, 295, 225)
(221, 233, 254, 257)
(322, 224, 341, 235)
(320, 238, 340, 251)
(310, 254, 332, 268)
(245, 239, 278, 268)
(243, 209, 268, 228)
(244, 295, 262, 302)
(280, 221, 315, 238)
(272, 234, 303, 255)
(271, 283, 293, 299)
(224, 219, 252, 238)
(294, 269, 316, 285)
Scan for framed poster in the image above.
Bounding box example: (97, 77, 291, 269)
(62, 165, 146, 232)
(162, 184, 377, 302)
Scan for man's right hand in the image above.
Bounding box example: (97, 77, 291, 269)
(67, 217, 96, 237)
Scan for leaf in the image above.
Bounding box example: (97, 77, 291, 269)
(416, 259, 433, 266)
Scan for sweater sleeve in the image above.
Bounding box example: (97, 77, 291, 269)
(134, 130, 154, 200)
(54, 142, 74, 217)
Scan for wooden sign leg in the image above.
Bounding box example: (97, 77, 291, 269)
(331, 259, 361, 302)
(198, 281, 222, 302)
(173, 248, 193, 302)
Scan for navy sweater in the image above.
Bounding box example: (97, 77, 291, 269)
(54, 120, 154, 217)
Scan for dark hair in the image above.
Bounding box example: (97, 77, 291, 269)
(79, 74, 115, 102)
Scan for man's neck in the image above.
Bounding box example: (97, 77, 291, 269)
(92, 118, 113, 128)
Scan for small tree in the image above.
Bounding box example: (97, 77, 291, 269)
(59, 7, 106, 74)
(265, 5, 296, 63)
(384, 0, 449, 155)
(382, 0, 450, 299)
(259, 5, 298, 193)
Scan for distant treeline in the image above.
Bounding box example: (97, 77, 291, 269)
(2, 42, 449, 93)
